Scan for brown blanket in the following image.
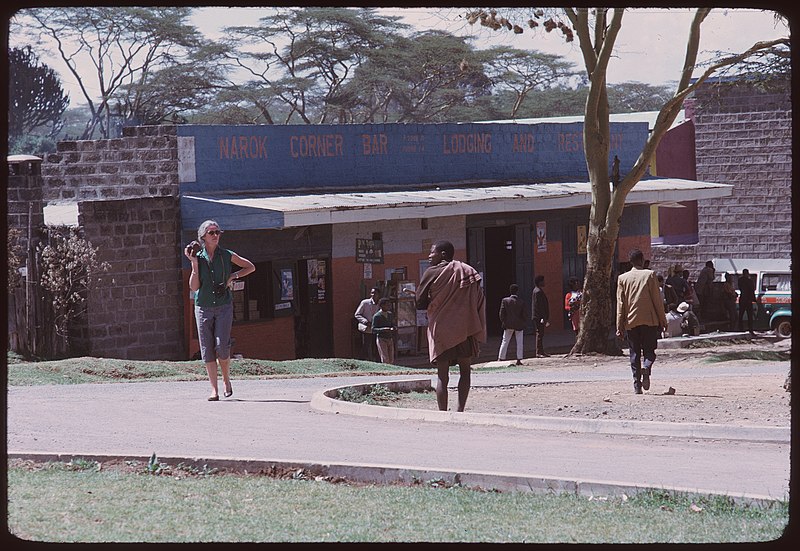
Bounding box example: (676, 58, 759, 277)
(422, 260, 486, 363)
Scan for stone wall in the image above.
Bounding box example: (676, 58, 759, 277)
(39, 126, 184, 360)
(77, 196, 185, 360)
(7, 158, 44, 251)
(653, 77, 791, 278)
(42, 126, 179, 203)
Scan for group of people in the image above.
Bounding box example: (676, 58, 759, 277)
(186, 226, 758, 407)
(657, 260, 757, 334)
(496, 275, 583, 364)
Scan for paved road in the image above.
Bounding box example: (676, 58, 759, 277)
(7, 360, 789, 501)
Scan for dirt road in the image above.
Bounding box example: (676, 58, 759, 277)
(387, 340, 791, 426)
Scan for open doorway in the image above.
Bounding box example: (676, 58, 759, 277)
(483, 226, 516, 336)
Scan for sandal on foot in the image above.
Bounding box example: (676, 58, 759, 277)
(224, 386, 233, 398)
(208, 395, 219, 401)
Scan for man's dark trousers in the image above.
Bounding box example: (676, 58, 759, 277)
(739, 301, 755, 333)
(534, 320, 545, 356)
(626, 324, 659, 390)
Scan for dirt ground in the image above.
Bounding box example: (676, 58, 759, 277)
(387, 340, 792, 426)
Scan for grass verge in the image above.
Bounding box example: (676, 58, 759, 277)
(6, 353, 429, 386)
(6, 459, 789, 544)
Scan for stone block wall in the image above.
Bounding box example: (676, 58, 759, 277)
(42, 125, 179, 203)
(76, 196, 185, 360)
(653, 77, 791, 277)
(7, 159, 45, 251)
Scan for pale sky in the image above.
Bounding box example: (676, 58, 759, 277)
(12, 6, 790, 106)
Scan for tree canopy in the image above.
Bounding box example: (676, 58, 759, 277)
(8, 45, 69, 139)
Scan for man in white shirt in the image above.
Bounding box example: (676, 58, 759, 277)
(354, 287, 381, 361)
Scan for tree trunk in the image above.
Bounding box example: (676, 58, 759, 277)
(572, 225, 619, 354)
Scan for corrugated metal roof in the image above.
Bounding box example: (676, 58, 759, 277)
(181, 177, 731, 231)
(475, 111, 687, 131)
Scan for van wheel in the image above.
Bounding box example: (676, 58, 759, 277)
(773, 319, 791, 339)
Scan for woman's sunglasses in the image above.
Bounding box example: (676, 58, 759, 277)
(206, 230, 222, 236)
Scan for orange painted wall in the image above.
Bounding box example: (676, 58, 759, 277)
(617, 236, 653, 265)
(331, 250, 439, 358)
(183, 267, 295, 361)
(331, 248, 468, 358)
(230, 317, 295, 360)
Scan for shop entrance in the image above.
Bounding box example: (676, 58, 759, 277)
(562, 220, 588, 329)
(295, 258, 333, 358)
(484, 226, 516, 336)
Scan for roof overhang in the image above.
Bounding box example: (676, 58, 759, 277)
(180, 178, 732, 232)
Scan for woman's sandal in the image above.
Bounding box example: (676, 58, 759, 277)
(208, 395, 219, 401)
(224, 385, 233, 398)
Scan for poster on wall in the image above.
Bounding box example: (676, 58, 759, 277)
(536, 221, 547, 252)
(577, 225, 587, 254)
(308, 259, 327, 303)
(356, 238, 384, 263)
(280, 269, 294, 300)
(363, 263, 372, 279)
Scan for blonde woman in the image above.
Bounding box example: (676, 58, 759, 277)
(184, 220, 255, 400)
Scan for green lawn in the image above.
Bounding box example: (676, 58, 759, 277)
(7, 459, 789, 543)
(5, 352, 428, 386)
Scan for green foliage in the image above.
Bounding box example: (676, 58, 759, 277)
(65, 458, 101, 472)
(37, 226, 110, 339)
(145, 453, 167, 475)
(336, 383, 398, 404)
(8, 46, 68, 138)
(8, 134, 58, 156)
(7, 228, 25, 292)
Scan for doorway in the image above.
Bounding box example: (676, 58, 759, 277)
(562, 220, 588, 330)
(484, 226, 516, 336)
(295, 258, 333, 358)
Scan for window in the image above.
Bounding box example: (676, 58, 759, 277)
(233, 260, 273, 322)
(761, 273, 791, 293)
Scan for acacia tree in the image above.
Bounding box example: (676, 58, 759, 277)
(466, 7, 788, 353)
(15, 7, 205, 139)
(335, 30, 493, 123)
(221, 7, 408, 124)
(481, 46, 578, 118)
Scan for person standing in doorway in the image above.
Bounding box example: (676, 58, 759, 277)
(616, 248, 668, 394)
(185, 220, 255, 401)
(738, 268, 757, 335)
(498, 284, 526, 365)
(531, 275, 550, 357)
(564, 276, 583, 335)
(372, 297, 396, 364)
(355, 287, 381, 361)
(415, 240, 486, 412)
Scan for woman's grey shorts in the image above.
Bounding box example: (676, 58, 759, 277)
(195, 302, 234, 363)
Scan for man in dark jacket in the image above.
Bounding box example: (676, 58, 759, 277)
(738, 268, 757, 335)
(498, 284, 527, 364)
(531, 275, 550, 357)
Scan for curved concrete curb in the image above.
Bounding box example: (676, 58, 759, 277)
(310, 378, 790, 444)
(8, 451, 785, 507)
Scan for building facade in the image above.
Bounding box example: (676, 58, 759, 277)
(650, 76, 792, 277)
(34, 121, 729, 361)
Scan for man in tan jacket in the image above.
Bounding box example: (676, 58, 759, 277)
(616, 248, 668, 394)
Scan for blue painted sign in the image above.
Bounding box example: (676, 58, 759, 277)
(177, 122, 648, 193)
